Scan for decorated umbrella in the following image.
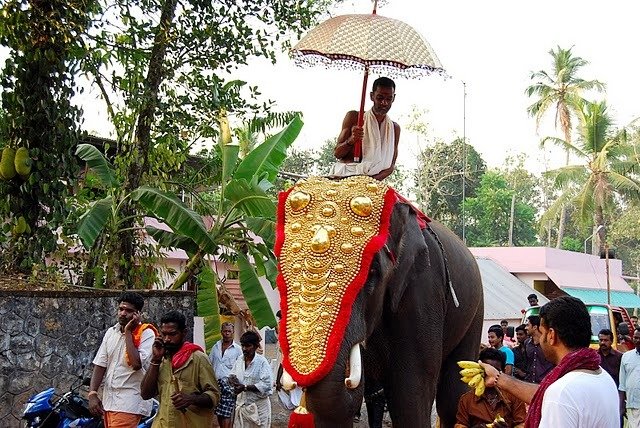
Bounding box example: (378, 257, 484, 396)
(292, 1, 446, 161)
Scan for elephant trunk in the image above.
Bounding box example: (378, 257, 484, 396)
(303, 295, 367, 428)
(305, 346, 363, 428)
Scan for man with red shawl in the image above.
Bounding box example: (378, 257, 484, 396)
(141, 310, 220, 427)
(481, 296, 619, 427)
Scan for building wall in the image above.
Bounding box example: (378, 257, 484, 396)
(0, 290, 194, 427)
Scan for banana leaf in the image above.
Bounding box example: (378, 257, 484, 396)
(224, 178, 276, 219)
(146, 226, 201, 255)
(75, 144, 117, 188)
(197, 265, 221, 351)
(77, 197, 113, 248)
(131, 186, 218, 253)
(221, 143, 240, 184)
(234, 115, 303, 183)
(237, 253, 277, 328)
(244, 217, 276, 250)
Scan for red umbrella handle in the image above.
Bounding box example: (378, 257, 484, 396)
(353, 67, 369, 163)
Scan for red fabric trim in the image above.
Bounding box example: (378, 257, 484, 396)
(276, 187, 396, 387)
(288, 411, 315, 428)
(171, 342, 203, 370)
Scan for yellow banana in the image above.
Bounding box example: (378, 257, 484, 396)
(457, 360, 482, 369)
(494, 414, 505, 423)
(461, 375, 475, 383)
(459, 368, 483, 377)
(468, 373, 483, 388)
(486, 424, 493, 428)
(474, 377, 485, 396)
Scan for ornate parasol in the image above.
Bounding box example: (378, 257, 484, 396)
(292, 1, 446, 161)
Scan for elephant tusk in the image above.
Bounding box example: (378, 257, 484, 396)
(281, 367, 297, 391)
(345, 343, 362, 389)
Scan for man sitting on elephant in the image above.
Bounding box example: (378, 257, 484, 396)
(455, 347, 526, 428)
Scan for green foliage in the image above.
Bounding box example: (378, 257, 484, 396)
(415, 137, 486, 237)
(197, 265, 221, 350)
(139, 116, 303, 328)
(463, 171, 538, 247)
(0, 0, 92, 272)
(609, 205, 640, 275)
(561, 236, 582, 252)
(541, 101, 640, 253)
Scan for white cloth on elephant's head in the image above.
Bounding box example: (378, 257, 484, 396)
(330, 109, 395, 177)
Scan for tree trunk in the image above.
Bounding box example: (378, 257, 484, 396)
(508, 193, 515, 246)
(555, 205, 567, 248)
(118, 0, 179, 286)
(594, 205, 606, 255)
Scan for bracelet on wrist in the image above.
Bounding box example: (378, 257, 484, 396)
(88, 391, 99, 397)
(150, 360, 161, 366)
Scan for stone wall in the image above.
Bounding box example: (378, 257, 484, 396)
(0, 289, 195, 426)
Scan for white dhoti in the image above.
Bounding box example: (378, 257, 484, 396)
(331, 109, 395, 177)
(233, 395, 271, 428)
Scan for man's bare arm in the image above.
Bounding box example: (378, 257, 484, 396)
(334, 111, 359, 160)
(371, 122, 400, 180)
(479, 360, 538, 404)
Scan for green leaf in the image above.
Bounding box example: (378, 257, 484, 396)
(131, 186, 218, 253)
(146, 226, 200, 255)
(264, 258, 278, 289)
(75, 144, 117, 188)
(237, 253, 276, 328)
(234, 115, 303, 183)
(245, 217, 276, 249)
(77, 197, 113, 248)
(197, 265, 221, 351)
(221, 143, 240, 184)
(225, 178, 276, 219)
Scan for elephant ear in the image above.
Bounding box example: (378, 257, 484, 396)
(387, 203, 430, 313)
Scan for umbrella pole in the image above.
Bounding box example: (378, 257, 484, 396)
(354, 66, 369, 163)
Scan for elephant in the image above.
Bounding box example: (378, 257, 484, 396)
(277, 176, 484, 428)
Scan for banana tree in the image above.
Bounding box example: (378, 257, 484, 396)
(76, 114, 303, 349)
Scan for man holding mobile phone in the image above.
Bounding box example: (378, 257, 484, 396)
(89, 292, 158, 427)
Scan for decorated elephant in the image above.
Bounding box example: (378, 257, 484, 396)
(275, 176, 484, 428)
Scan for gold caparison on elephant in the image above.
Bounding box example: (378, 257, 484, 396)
(276, 176, 484, 428)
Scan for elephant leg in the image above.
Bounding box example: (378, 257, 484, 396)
(384, 358, 439, 428)
(436, 304, 484, 428)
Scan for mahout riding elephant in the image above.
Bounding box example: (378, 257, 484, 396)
(277, 176, 484, 428)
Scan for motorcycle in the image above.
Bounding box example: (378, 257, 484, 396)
(22, 375, 158, 428)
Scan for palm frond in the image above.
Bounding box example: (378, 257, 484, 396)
(540, 136, 586, 158)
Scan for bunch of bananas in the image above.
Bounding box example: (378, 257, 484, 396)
(486, 414, 505, 427)
(457, 361, 485, 397)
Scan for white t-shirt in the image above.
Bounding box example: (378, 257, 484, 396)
(539, 368, 619, 427)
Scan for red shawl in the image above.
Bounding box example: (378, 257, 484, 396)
(171, 342, 203, 370)
(525, 347, 601, 428)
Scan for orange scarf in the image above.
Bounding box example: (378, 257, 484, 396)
(125, 323, 159, 366)
(171, 342, 203, 370)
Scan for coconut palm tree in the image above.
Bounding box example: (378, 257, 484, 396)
(541, 100, 640, 253)
(526, 46, 605, 247)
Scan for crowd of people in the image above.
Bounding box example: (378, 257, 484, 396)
(87, 291, 640, 428)
(88, 292, 275, 428)
(454, 294, 640, 428)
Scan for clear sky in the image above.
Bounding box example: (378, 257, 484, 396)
(230, 0, 640, 174)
